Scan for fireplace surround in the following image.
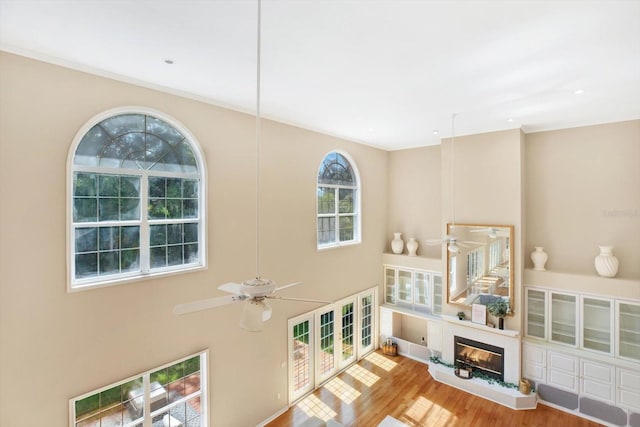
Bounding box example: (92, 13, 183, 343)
(454, 335, 504, 381)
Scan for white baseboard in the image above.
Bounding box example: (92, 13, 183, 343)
(255, 405, 289, 427)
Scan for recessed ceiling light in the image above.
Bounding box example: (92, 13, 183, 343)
(433, 130, 439, 135)
(164, 59, 174, 65)
(574, 89, 584, 95)
(507, 117, 514, 123)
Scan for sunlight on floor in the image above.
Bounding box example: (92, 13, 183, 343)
(345, 364, 380, 387)
(365, 351, 398, 371)
(402, 395, 456, 426)
(324, 377, 361, 404)
(297, 394, 337, 421)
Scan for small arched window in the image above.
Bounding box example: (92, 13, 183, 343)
(68, 109, 206, 289)
(316, 151, 360, 249)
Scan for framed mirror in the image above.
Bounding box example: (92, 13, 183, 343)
(446, 223, 514, 313)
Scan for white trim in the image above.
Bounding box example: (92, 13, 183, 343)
(315, 149, 362, 250)
(66, 106, 208, 291)
(69, 349, 208, 427)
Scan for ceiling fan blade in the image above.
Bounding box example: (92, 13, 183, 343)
(173, 294, 242, 315)
(218, 282, 243, 295)
(239, 300, 265, 332)
(267, 295, 331, 304)
(274, 281, 302, 292)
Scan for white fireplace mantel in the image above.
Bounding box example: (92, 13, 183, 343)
(440, 315, 521, 383)
(427, 315, 534, 410)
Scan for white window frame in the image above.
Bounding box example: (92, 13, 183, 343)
(66, 107, 207, 291)
(69, 350, 208, 427)
(316, 150, 361, 250)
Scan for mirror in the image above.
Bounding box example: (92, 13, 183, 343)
(446, 223, 514, 313)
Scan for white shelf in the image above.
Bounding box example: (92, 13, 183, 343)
(382, 253, 442, 271)
(441, 314, 519, 337)
(524, 269, 640, 300)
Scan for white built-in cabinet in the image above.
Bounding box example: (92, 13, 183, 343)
(523, 342, 640, 411)
(525, 287, 637, 360)
(384, 265, 442, 316)
(380, 259, 443, 363)
(524, 286, 640, 413)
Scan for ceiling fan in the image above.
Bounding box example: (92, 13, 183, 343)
(173, 0, 328, 331)
(469, 227, 508, 239)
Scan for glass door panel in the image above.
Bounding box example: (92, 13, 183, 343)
(414, 272, 430, 307)
(384, 267, 396, 304)
(582, 297, 612, 354)
(317, 309, 337, 382)
(289, 316, 314, 402)
(359, 292, 375, 355)
(526, 288, 547, 339)
(339, 300, 356, 368)
(432, 274, 443, 315)
(551, 292, 577, 346)
(618, 301, 640, 361)
(397, 270, 412, 303)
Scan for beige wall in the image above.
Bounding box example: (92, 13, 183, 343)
(526, 120, 640, 280)
(386, 146, 441, 258)
(0, 52, 388, 426)
(441, 129, 524, 330)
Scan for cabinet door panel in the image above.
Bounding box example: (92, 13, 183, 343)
(618, 389, 640, 412)
(549, 351, 578, 373)
(524, 363, 546, 383)
(581, 360, 614, 403)
(548, 369, 578, 392)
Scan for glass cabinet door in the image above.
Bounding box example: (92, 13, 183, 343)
(397, 270, 413, 303)
(551, 292, 577, 346)
(384, 267, 396, 304)
(526, 288, 547, 339)
(432, 274, 443, 315)
(581, 296, 613, 354)
(414, 272, 430, 307)
(618, 301, 640, 361)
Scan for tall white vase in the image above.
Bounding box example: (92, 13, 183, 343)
(391, 232, 404, 254)
(406, 238, 419, 256)
(595, 246, 619, 278)
(531, 247, 548, 271)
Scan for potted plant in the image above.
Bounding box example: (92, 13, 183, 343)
(457, 311, 466, 320)
(487, 298, 510, 330)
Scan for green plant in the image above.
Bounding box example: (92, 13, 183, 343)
(457, 311, 466, 320)
(487, 298, 510, 318)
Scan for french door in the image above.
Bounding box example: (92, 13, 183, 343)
(288, 315, 314, 402)
(288, 286, 377, 403)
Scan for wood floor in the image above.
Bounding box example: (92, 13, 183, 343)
(266, 350, 603, 427)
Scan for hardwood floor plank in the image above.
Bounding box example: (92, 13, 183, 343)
(266, 350, 604, 427)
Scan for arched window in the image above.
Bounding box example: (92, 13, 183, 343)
(68, 109, 206, 289)
(316, 151, 360, 249)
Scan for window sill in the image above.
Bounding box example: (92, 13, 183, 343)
(317, 240, 361, 252)
(68, 264, 207, 292)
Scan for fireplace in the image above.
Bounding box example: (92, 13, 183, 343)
(454, 336, 504, 381)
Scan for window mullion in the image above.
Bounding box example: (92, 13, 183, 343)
(140, 171, 150, 274)
(334, 187, 340, 244)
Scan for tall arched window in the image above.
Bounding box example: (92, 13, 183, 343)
(68, 109, 206, 290)
(316, 151, 360, 249)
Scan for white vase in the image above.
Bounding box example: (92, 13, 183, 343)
(595, 246, 619, 278)
(406, 238, 419, 256)
(391, 232, 404, 254)
(531, 247, 548, 271)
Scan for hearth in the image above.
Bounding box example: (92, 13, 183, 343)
(454, 336, 504, 381)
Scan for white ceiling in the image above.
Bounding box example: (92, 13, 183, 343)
(1, 0, 639, 150)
